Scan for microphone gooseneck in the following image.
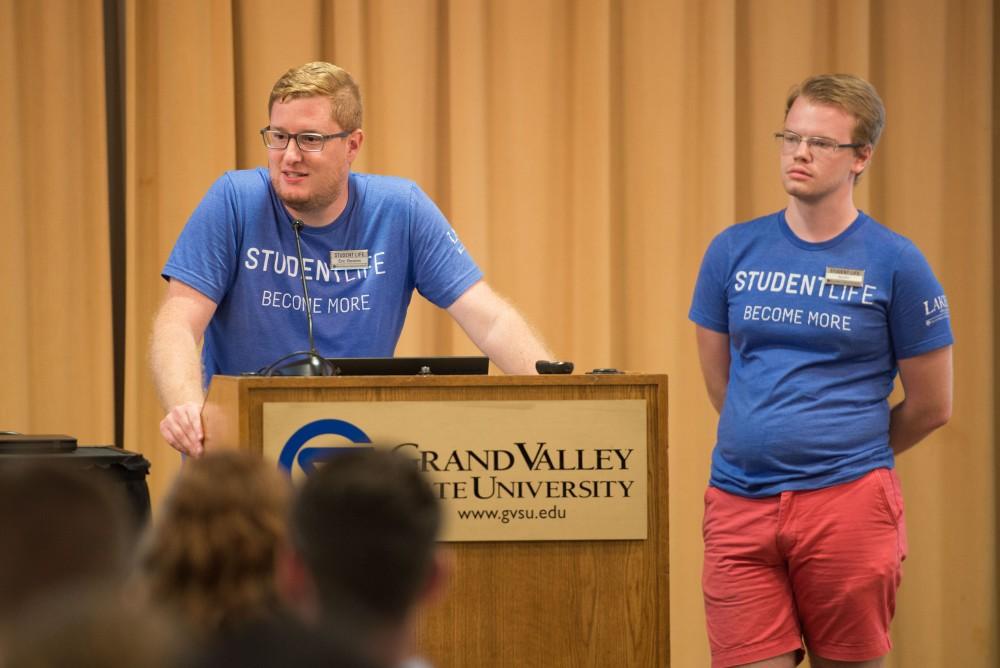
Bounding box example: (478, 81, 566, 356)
(253, 218, 335, 377)
(254, 218, 340, 376)
(291, 219, 318, 357)
(245, 218, 340, 376)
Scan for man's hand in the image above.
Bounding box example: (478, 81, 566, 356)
(159, 401, 205, 457)
(150, 279, 217, 456)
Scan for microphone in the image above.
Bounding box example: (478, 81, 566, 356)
(291, 219, 318, 355)
(257, 219, 334, 377)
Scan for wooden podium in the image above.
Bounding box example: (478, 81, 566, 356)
(203, 373, 669, 666)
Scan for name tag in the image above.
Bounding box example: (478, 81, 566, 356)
(330, 250, 369, 270)
(824, 266, 864, 287)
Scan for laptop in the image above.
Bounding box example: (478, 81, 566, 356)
(326, 356, 489, 376)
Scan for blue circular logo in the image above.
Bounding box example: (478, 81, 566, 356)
(277, 419, 372, 475)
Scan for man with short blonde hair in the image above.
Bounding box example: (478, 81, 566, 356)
(268, 62, 363, 133)
(152, 62, 554, 456)
(784, 73, 885, 182)
(690, 74, 953, 667)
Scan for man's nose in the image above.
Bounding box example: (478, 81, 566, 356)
(793, 138, 812, 160)
(281, 139, 304, 161)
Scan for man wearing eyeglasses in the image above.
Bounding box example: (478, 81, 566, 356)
(690, 74, 953, 667)
(152, 62, 553, 457)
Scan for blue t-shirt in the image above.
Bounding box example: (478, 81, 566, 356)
(163, 168, 483, 377)
(689, 210, 953, 497)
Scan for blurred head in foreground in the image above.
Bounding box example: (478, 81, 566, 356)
(137, 450, 292, 637)
(0, 462, 136, 624)
(278, 448, 445, 666)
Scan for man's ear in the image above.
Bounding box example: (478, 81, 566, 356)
(346, 129, 364, 164)
(853, 144, 873, 176)
(275, 541, 321, 622)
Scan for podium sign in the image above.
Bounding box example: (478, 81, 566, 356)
(262, 399, 647, 541)
(202, 374, 669, 666)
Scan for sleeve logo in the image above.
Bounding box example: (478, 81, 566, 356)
(923, 294, 950, 326)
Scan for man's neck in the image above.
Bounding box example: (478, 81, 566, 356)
(286, 183, 350, 228)
(785, 194, 858, 243)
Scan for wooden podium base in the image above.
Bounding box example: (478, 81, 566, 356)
(203, 373, 669, 666)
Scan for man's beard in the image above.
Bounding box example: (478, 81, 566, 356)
(271, 172, 343, 215)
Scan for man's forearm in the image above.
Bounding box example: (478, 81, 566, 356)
(150, 317, 206, 410)
(706, 381, 727, 415)
(889, 346, 953, 456)
(695, 326, 731, 415)
(447, 281, 554, 374)
(477, 303, 554, 374)
(888, 398, 949, 456)
(149, 283, 218, 455)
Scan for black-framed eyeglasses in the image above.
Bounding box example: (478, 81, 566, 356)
(260, 127, 352, 152)
(774, 131, 864, 155)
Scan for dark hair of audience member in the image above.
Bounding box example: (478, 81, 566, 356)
(289, 448, 442, 628)
(0, 462, 135, 625)
(193, 613, 388, 668)
(136, 450, 292, 637)
(0, 584, 189, 668)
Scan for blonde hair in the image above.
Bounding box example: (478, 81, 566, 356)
(138, 452, 291, 636)
(269, 61, 363, 132)
(785, 73, 886, 149)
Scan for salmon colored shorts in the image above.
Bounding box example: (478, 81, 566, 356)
(702, 468, 907, 668)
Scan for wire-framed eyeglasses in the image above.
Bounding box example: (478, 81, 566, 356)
(774, 131, 864, 155)
(260, 127, 352, 152)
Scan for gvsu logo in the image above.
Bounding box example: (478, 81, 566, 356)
(277, 419, 372, 476)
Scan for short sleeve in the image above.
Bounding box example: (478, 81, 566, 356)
(689, 232, 731, 334)
(162, 174, 241, 304)
(408, 184, 483, 308)
(889, 242, 954, 359)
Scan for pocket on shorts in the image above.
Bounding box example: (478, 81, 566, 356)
(702, 486, 733, 540)
(874, 468, 908, 561)
(704, 485, 717, 506)
(702, 486, 717, 534)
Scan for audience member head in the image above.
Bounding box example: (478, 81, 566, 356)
(0, 462, 135, 624)
(279, 448, 444, 664)
(137, 450, 291, 637)
(0, 585, 188, 668)
(193, 614, 387, 668)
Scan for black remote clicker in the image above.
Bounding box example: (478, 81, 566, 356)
(535, 360, 575, 374)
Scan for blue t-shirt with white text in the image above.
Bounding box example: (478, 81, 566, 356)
(163, 169, 483, 377)
(689, 210, 953, 497)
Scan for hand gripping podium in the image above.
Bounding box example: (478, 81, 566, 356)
(203, 373, 669, 666)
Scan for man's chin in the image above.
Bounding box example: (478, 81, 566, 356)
(275, 187, 318, 212)
(271, 177, 340, 215)
(783, 182, 817, 201)
(280, 193, 311, 208)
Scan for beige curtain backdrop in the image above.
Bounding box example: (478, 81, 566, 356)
(3, 0, 995, 665)
(0, 0, 114, 442)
